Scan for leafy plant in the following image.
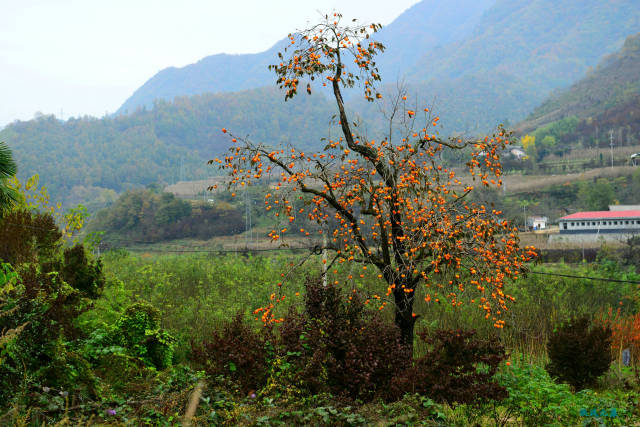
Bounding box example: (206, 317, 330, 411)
(393, 328, 508, 405)
(496, 361, 631, 426)
(191, 312, 270, 394)
(113, 302, 176, 369)
(547, 316, 613, 390)
(0, 210, 105, 406)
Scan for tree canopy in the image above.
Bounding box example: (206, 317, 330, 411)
(212, 14, 537, 349)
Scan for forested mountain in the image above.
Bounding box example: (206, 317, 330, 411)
(1, 87, 333, 207)
(519, 32, 640, 133)
(116, 0, 493, 115)
(118, 0, 640, 134)
(5, 0, 640, 208)
(398, 0, 640, 134)
(514, 32, 640, 154)
(116, 41, 287, 116)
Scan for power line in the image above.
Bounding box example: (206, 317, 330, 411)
(2, 221, 320, 250)
(114, 246, 316, 254)
(4, 221, 640, 284)
(530, 270, 640, 285)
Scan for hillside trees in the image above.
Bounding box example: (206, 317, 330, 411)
(212, 14, 536, 349)
(578, 178, 615, 211)
(87, 188, 245, 243)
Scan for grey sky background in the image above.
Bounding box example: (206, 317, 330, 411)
(0, 0, 420, 127)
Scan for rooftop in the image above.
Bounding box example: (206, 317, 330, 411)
(560, 210, 640, 220)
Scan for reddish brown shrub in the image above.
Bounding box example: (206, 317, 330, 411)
(190, 279, 509, 404)
(546, 316, 612, 390)
(278, 278, 409, 400)
(190, 313, 270, 394)
(392, 329, 508, 404)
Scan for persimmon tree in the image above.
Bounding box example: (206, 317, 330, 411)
(210, 13, 536, 349)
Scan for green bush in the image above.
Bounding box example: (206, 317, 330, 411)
(113, 302, 176, 369)
(496, 362, 631, 426)
(61, 243, 105, 298)
(0, 210, 105, 407)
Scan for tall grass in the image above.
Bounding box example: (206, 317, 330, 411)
(85, 250, 640, 360)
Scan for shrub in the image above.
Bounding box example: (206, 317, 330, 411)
(190, 313, 270, 394)
(496, 362, 631, 426)
(277, 278, 408, 401)
(0, 212, 105, 406)
(0, 209, 61, 265)
(62, 244, 105, 298)
(113, 302, 176, 370)
(392, 329, 508, 404)
(191, 278, 409, 401)
(546, 316, 612, 390)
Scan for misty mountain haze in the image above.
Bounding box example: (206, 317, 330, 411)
(116, 0, 494, 115)
(2, 0, 640, 207)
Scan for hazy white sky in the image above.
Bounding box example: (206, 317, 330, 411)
(0, 0, 420, 126)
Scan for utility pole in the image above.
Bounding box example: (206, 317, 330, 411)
(610, 130, 615, 169)
(244, 188, 251, 248)
(322, 226, 328, 287)
(179, 157, 185, 182)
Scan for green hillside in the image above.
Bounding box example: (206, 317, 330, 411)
(519, 32, 640, 132)
(1, 87, 333, 207)
(403, 0, 640, 134)
(514, 32, 640, 158)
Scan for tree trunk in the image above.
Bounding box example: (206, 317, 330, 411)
(393, 287, 417, 356)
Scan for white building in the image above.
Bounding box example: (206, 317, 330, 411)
(526, 216, 548, 230)
(558, 210, 640, 234)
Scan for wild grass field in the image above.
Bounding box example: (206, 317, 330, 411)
(4, 237, 640, 425)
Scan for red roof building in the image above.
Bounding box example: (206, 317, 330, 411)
(558, 210, 640, 234)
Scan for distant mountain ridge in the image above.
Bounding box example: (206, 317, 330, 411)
(519, 32, 640, 133)
(399, 0, 640, 133)
(116, 40, 287, 115)
(2, 87, 334, 207)
(118, 0, 640, 135)
(116, 0, 494, 115)
(511, 32, 640, 154)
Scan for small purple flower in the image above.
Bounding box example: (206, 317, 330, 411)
(250, 393, 256, 399)
(106, 409, 117, 416)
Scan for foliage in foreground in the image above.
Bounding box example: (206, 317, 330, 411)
(3, 360, 638, 426)
(0, 209, 105, 406)
(546, 316, 613, 390)
(3, 246, 640, 424)
(193, 278, 508, 404)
